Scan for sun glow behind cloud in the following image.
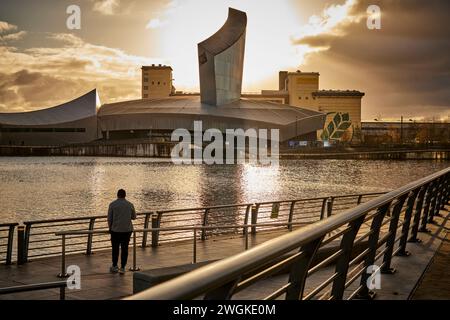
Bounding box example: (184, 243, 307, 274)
(146, 0, 303, 92)
(144, 0, 361, 92)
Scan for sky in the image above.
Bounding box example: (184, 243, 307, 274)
(0, 0, 449, 121)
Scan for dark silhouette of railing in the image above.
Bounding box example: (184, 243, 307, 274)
(126, 167, 449, 300)
(7, 192, 383, 264)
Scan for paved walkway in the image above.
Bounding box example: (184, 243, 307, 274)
(410, 229, 450, 299)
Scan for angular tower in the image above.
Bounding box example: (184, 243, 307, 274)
(198, 8, 247, 106)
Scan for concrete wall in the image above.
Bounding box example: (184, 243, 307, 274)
(287, 72, 320, 111)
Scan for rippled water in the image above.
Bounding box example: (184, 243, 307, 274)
(0, 157, 448, 223)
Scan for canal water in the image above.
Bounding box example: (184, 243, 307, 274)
(0, 157, 448, 223)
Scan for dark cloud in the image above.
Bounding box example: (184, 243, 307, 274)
(294, 0, 450, 119)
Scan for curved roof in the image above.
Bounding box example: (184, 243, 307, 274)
(98, 96, 325, 141)
(197, 7, 247, 55)
(0, 89, 98, 126)
(98, 96, 322, 126)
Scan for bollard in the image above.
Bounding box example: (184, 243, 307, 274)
(129, 231, 140, 271)
(17, 226, 26, 265)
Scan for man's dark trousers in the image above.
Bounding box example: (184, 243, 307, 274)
(110, 231, 132, 268)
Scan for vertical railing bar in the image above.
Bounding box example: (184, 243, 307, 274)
(397, 189, 420, 256)
(330, 215, 365, 299)
(193, 228, 197, 264)
(23, 223, 31, 263)
(85, 218, 95, 255)
(419, 182, 433, 232)
(285, 236, 324, 300)
(57, 235, 68, 278)
(141, 212, 152, 247)
(6, 224, 15, 265)
(355, 202, 390, 300)
(243, 204, 252, 235)
(380, 195, 408, 274)
(409, 184, 428, 242)
(201, 209, 209, 240)
(129, 231, 140, 271)
(288, 201, 296, 231)
(319, 198, 327, 220)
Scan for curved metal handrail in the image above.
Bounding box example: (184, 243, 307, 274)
(126, 167, 450, 300)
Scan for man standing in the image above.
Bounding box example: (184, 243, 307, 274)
(108, 189, 136, 274)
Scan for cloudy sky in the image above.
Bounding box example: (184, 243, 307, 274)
(0, 0, 448, 121)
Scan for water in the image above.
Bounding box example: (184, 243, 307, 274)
(0, 157, 448, 223)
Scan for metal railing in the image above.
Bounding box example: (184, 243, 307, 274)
(126, 167, 449, 300)
(0, 222, 18, 265)
(0, 280, 69, 300)
(10, 192, 384, 264)
(54, 221, 310, 278)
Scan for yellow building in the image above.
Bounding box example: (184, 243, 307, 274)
(314, 90, 364, 142)
(141, 65, 174, 99)
(260, 70, 365, 142)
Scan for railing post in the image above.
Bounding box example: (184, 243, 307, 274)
(397, 189, 420, 256)
(85, 218, 95, 255)
(17, 226, 26, 265)
(192, 228, 197, 264)
(326, 197, 334, 218)
(409, 184, 428, 243)
(285, 237, 324, 300)
(381, 195, 407, 274)
(330, 215, 365, 299)
(428, 179, 440, 223)
(319, 198, 327, 220)
(129, 231, 140, 271)
(201, 209, 210, 240)
(419, 182, 434, 232)
(242, 204, 252, 235)
(356, 203, 391, 299)
(23, 223, 31, 263)
(432, 177, 444, 217)
(288, 201, 296, 231)
(141, 212, 152, 247)
(244, 225, 249, 250)
(60, 285, 66, 300)
(57, 235, 68, 278)
(151, 213, 161, 248)
(251, 204, 259, 234)
(6, 224, 15, 265)
(357, 194, 363, 205)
